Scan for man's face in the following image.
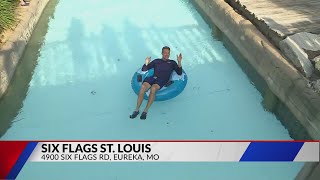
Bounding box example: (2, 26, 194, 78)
(162, 49, 170, 60)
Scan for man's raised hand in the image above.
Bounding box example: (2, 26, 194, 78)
(145, 56, 151, 65)
(177, 53, 182, 63)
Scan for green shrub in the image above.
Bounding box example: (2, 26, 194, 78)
(0, 0, 19, 32)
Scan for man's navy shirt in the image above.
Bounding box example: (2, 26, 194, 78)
(142, 58, 182, 82)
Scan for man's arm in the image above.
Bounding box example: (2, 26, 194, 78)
(142, 58, 156, 71)
(173, 61, 182, 75)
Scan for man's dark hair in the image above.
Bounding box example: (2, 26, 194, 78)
(162, 46, 170, 52)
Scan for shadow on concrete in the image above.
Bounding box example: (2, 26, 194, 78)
(67, 18, 90, 79)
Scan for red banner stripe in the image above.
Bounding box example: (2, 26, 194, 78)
(0, 141, 28, 179)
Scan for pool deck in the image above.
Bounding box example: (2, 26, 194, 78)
(226, 0, 320, 78)
(227, 0, 320, 38)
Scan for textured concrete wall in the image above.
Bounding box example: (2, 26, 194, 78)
(192, 0, 320, 140)
(193, 0, 320, 178)
(0, 0, 51, 99)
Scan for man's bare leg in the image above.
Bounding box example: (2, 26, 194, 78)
(140, 84, 160, 119)
(130, 82, 151, 119)
(135, 82, 151, 111)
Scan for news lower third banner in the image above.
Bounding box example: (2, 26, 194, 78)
(0, 141, 319, 179)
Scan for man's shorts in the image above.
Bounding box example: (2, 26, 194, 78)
(143, 76, 167, 89)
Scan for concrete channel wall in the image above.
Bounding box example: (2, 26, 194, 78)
(192, 0, 320, 179)
(0, 0, 51, 99)
(192, 0, 320, 139)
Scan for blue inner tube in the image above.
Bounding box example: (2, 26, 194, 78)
(131, 68, 188, 101)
